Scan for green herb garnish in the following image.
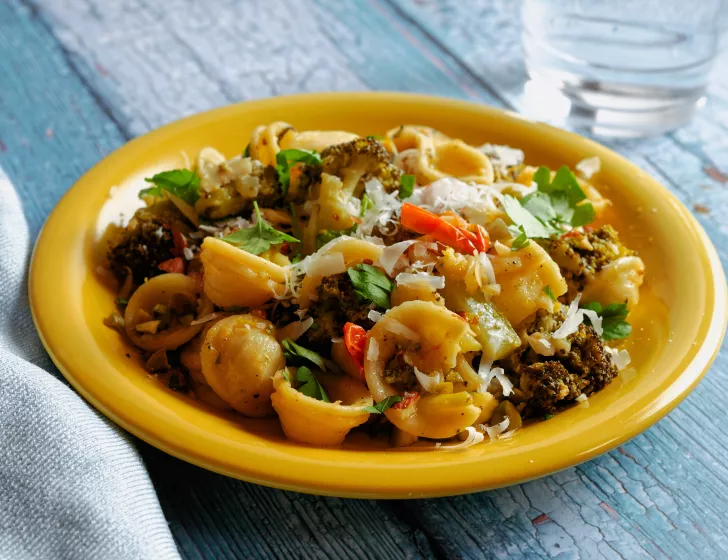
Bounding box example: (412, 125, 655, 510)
(581, 301, 632, 341)
(399, 174, 416, 199)
(523, 166, 595, 228)
(503, 166, 596, 244)
(543, 286, 557, 302)
(282, 339, 327, 371)
(316, 224, 358, 249)
(275, 149, 322, 195)
(509, 225, 530, 251)
(295, 366, 330, 403)
(543, 413, 554, 420)
(360, 194, 373, 217)
(115, 297, 129, 306)
(363, 395, 402, 414)
(243, 143, 251, 157)
(139, 169, 200, 205)
(282, 370, 292, 384)
(347, 264, 394, 309)
(366, 134, 385, 141)
(221, 202, 299, 255)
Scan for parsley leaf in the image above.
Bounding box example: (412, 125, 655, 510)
(282, 369, 292, 384)
(581, 301, 632, 341)
(363, 395, 402, 414)
(543, 286, 557, 302)
(140, 169, 200, 205)
(399, 174, 416, 199)
(347, 264, 394, 309)
(360, 194, 373, 217)
(503, 194, 557, 238)
(282, 338, 327, 371)
(509, 225, 530, 250)
(295, 366, 330, 403)
(221, 202, 299, 255)
(243, 143, 251, 158)
(115, 297, 129, 306)
(276, 149, 322, 196)
(529, 166, 595, 227)
(316, 224, 358, 249)
(366, 134, 385, 140)
(503, 166, 596, 244)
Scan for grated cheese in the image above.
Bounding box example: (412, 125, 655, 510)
(414, 366, 443, 393)
(576, 156, 601, 179)
(485, 417, 511, 442)
(376, 240, 416, 275)
(395, 271, 445, 290)
(436, 427, 485, 451)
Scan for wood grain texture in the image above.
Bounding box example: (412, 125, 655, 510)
(2, 0, 727, 558)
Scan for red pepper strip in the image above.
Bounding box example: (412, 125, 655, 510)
(472, 225, 491, 253)
(393, 391, 420, 410)
(158, 257, 185, 274)
(343, 322, 367, 377)
(401, 203, 479, 255)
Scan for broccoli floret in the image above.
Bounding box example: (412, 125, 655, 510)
(321, 137, 402, 196)
(539, 225, 635, 300)
(502, 309, 618, 417)
(107, 200, 187, 284)
(196, 158, 280, 219)
(275, 273, 373, 350)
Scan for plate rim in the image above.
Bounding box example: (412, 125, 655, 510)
(29, 91, 728, 498)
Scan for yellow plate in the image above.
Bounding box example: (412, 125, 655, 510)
(30, 92, 727, 498)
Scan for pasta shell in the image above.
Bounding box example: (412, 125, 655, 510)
(200, 237, 288, 308)
(124, 273, 213, 351)
(582, 256, 645, 310)
(249, 121, 294, 166)
(491, 242, 567, 326)
(280, 129, 358, 152)
(389, 126, 493, 185)
(271, 370, 372, 446)
(200, 315, 284, 417)
(364, 301, 482, 438)
(298, 237, 383, 308)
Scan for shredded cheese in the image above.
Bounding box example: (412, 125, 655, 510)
(436, 427, 485, 451)
(414, 366, 443, 393)
(376, 240, 416, 275)
(485, 417, 510, 442)
(576, 156, 601, 179)
(395, 272, 445, 290)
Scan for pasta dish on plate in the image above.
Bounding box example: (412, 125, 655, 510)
(101, 123, 644, 450)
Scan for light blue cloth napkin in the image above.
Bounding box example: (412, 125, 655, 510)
(0, 169, 180, 559)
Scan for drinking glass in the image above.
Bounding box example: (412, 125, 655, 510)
(521, 0, 728, 137)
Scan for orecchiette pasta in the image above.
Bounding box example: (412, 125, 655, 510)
(249, 121, 294, 166)
(200, 315, 284, 417)
(297, 237, 384, 308)
(279, 129, 359, 153)
(490, 242, 567, 326)
(582, 255, 645, 310)
(271, 370, 372, 445)
(365, 301, 483, 438)
(200, 237, 288, 307)
(124, 273, 212, 351)
(106, 122, 640, 450)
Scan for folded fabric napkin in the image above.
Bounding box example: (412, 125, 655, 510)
(0, 170, 180, 559)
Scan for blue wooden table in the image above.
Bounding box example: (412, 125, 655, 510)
(2, 0, 727, 557)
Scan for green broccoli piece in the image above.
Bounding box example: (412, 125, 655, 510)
(321, 137, 401, 196)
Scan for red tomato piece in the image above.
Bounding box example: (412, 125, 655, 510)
(158, 257, 185, 274)
(343, 322, 367, 375)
